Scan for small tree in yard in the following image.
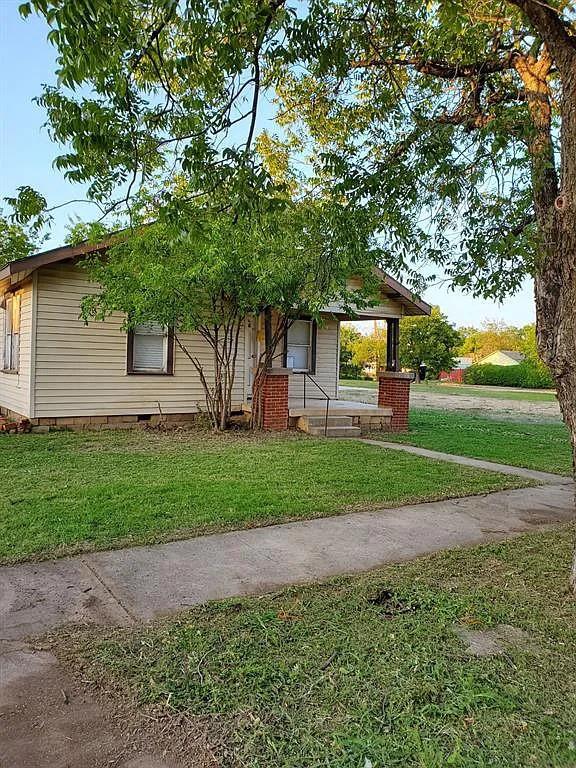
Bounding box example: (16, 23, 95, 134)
(399, 308, 462, 381)
(80, 201, 379, 430)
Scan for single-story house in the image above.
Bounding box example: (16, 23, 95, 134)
(0, 240, 430, 434)
(477, 350, 525, 366)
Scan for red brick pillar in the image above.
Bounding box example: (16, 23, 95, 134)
(260, 368, 290, 431)
(378, 371, 412, 432)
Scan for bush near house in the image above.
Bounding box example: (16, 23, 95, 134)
(464, 361, 554, 389)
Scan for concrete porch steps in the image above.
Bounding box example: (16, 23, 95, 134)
(296, 415, 361, 438)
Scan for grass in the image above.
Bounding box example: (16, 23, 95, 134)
(339, 379, 557, 402)
(382, 409, 572, 475)
(0, 429, 528, 564)
(339, 378, 379, 389)
(78, 526, 576, 767)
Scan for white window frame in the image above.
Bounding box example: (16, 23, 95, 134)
(3, 294, 20, 373)
(128, 323, 173, 375)
(286, 318, 315, 374)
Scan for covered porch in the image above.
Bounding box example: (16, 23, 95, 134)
(245, 271, 431, 434)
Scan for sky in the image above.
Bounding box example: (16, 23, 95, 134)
(0, 1, 536, 329)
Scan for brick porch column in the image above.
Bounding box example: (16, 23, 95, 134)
(259, 368, 290, 431)
(378, 371, 412, 432)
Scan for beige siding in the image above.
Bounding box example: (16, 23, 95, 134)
(322, 277, 403, 318)
(33, 264, 245, 417)
(0, 277, 33, 417)
(478, 351, 522, 367)
(288, 317, 340, 400)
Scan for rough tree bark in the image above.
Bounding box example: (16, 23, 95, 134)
(508, 2, 576, 587)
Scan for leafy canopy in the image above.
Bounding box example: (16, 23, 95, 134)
(13, 0, 572, 298)
(0, 213, 38, 269)
(80, 199, 382, 331)
(399, 307, 462, 377)
(351, 325, 388, 371)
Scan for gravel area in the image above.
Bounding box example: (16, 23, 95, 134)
(339, 386, 562, 423)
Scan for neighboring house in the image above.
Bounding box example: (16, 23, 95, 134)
(477, 350, 525, 366)
(439, 357, 474, 383)
(455, 356, 474, 370)
(0, 240, 430, 431)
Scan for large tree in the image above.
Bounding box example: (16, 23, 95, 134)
(9, 0, 576, 580)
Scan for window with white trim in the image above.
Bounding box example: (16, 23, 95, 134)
(128, 323, 173, 374)
(286, 319, 315, 373)
(3, 294, 21, 373)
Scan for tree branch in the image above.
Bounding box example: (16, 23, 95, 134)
(507, 0, 576, 75)
(354, 52, 519, 78)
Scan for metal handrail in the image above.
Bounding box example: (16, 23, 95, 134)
(300, 372, 331, 436)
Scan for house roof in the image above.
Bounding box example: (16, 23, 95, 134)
(0, 238, 431, 317)
(478, 350, 525, 364)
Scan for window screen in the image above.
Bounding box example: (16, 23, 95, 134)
(130, 323, 168, 373)
(286, 319, 313, 372)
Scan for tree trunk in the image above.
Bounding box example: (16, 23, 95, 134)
(518, 43, 576, 589)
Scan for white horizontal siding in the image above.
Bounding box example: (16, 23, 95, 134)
(34, 264, 245, 417)
(0, 278, 33, 417)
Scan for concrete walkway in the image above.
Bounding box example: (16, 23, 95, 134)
(1, 480, 573, 641)
(361, 439, 572, 484)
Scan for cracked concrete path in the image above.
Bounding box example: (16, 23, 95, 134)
(1, 482, 573, 641)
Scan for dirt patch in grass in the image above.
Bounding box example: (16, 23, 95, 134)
(0, 638, 226, 768)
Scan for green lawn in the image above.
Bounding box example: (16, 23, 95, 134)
(382, 410, 572, 475)
(0, 429, 527, 564)
(339, 379, 557, 402)
(78, 527, 576, 767)
(339, 378, 379, 389)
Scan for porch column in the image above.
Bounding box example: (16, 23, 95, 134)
(378, 371, 412, 432)
(259, 368, 290, 430)
(385, 317, 400, 371)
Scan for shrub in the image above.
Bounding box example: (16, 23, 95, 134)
(463, 361, 554, 389)
(340, 362, 363, 379)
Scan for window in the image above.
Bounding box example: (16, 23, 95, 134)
(285, 318, 316, 373)
(3, 294, 20, 373)
(127, 323, 174, 375)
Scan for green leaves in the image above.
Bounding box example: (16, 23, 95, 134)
(13, 0, 564, 305)
(79, 197, 380, 333)
(0, 212, 38, 268)
(399, 309, 463, 377)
